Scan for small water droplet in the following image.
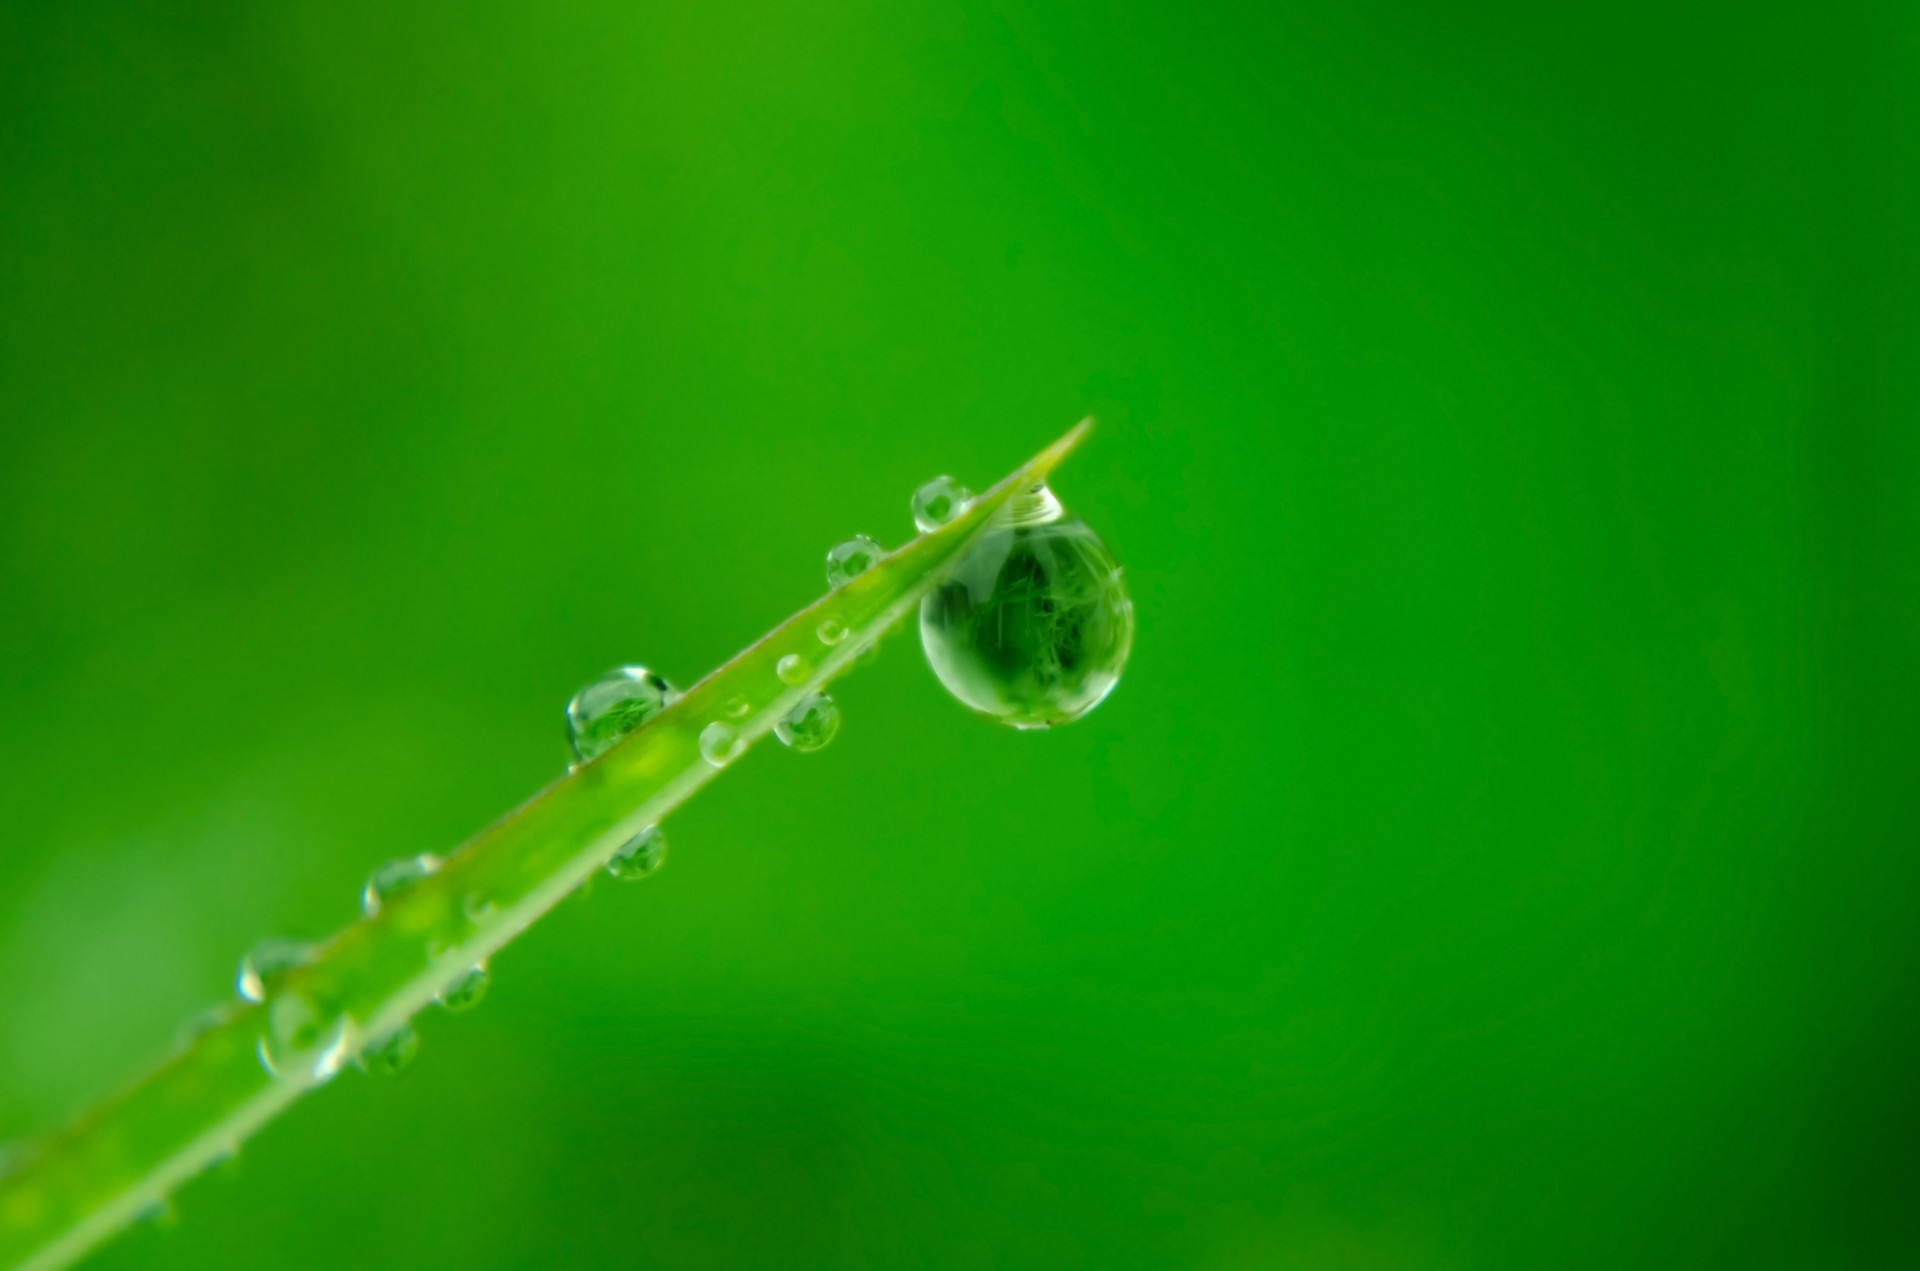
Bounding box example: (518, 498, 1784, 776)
(361, 854, 440, 917)
(437, 964, 491, 1013)
(911, 475, 975, 532)
(259, 995, 359, 1083)
(133, 1197, 177, 1228)
(776, 653, 811, 685)
(774, 692, 841, 753)
(237, 939, 312, 1004)
(699, 721, 744, 767)
(607, 825, 668, 881)
(724, 695, 751, 719)
(358, 1023, 420, 1077)
(461, 891, 497, 924)
(919, 482, 1134, 729)
(825, 535, 883, 587)
(817, 617, 849, 646)
(567, 666, 679, 762)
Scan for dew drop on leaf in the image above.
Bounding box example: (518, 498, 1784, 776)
(774, 692, 841, 753)
(910, 475, 974, 532)
(361, 854, 440, 917)
(607, 825, 668, 881)
(825, 535, 883, 587)
(437, 965, 490, 1013)
(699, 721, 744, 767)
(919, 482, 1134, 729)
(566, 666, 679, 762)
(357, 1024, 420, 1077)
(237, 939, 312, 1004)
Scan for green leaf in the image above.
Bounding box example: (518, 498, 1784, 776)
(0, 420, 1093, 1271)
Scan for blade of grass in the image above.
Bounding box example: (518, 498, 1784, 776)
(0, 420, 1094, 1271)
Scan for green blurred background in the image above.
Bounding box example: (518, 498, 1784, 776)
(2, 2, 1915, 1267)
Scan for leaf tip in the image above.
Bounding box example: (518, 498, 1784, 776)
(1028, 416, 1095, 480)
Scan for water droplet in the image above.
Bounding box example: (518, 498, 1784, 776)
(825, 535, 883, 587)
(699, 721, 743, 767)
(358, 1023, 420, 1077)
(911, 475, 975, 532)
(461, 891, 497, 924)
(919, 483, 1134, 729)
(607, 825, 668, 880)
(437, 965, 490, 1013)
(567, 666, 679, 762)
(361, 854, 440, 917)
(724, 695, 751, 719)
(776, 653, 811, 685)
(237, 939, 312, 1004)
(258, 993, 359, 1083)
(134, 1197, 177, 1228)
(774, 692, 841, 752)
(816, 617, 848, 646)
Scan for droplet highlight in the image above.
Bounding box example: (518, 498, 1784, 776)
(919, 482, 1134, 729)
(237, 939, 312, 1004)
(567, 666, 679, 762)
(437, 965, 490, 1013)
(825, 535, 883, 588)
(774, 692, 841, 753)
(358, 1024, 420, 1077)
(361, 854, 440, 917)
(911, 475, 975, 532)
(607, 825, 668, 881)
(699, 721, 744, 767)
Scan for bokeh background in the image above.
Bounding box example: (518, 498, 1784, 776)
(2, 2, 1916, 1267)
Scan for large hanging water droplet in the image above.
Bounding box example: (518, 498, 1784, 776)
(919, 483, 1134, 729)
(774, 692, 841, 752)
(825, 535, 883, 587)
(437, 965, 491, 1013)
(237, 939, 312, 1004)
(258, 993, 359, 1083)
(607, 825, 668, 880)
(358, 1023, 420, 1077)
(567, 666, 679, 762)
(361, 854, 440, 917)
(699, 721, 743, 767)
(911, 475, 975, 532)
